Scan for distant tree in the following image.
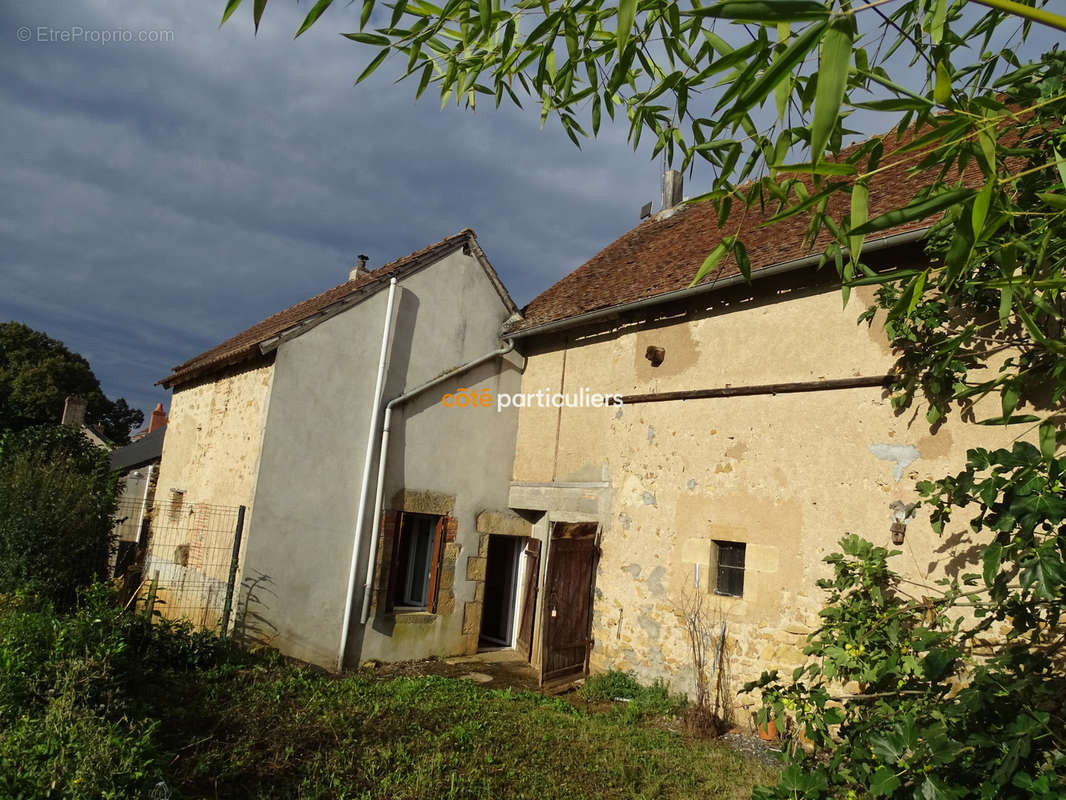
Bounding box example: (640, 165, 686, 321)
(0, 322, 143, 444)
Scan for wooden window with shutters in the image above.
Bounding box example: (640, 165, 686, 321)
(386, 512, 446, 613)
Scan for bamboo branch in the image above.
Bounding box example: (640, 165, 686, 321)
(969, 0, 1066, 32)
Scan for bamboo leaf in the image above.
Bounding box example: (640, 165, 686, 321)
(342, 31, 391, 45)
(416, 62, 433, 98)
(850, 180, 868, 270)
(254, 0, 268, 33)
(479, 0, 492, 35)
(687, 1, 830, 22)
(775, 161, 856, 176)
(998, 284, 1012, 326)
(1038, 192, 1066, 210)
(971, 179, 993, 240)
(739, 20, 826, 112)
(689, 240, 731, 286)
(934, 58, 951, 104)
(850, 187, 974, 235)
(1055, 147, 1066, 188)
(1001, 382, 1020, 418)
(733, 238, 751, 281)
(361, 0, 375, 30)
(221, 0, 243, 26)
(356, 47, 390, 83)
(810, 17, 852, 164)
(928, 0, 946, 44)
(617, 0, 636, 55)
(295, 0, 334, 37)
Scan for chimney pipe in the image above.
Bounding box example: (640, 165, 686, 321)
(662, 169, 683, 210)
(148, 403, 167, 433)
(349, 254, 370, 282)
(61, 396, 87, 427)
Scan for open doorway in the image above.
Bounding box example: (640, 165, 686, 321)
(479, 535, 523, 648)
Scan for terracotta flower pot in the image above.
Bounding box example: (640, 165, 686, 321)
(758, 716, 778, 741)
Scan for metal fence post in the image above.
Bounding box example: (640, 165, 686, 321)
(220, 505, 246, 638)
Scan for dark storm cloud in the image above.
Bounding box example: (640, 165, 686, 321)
(0, 0, 660, 420)
(3, 2, 1056, 423)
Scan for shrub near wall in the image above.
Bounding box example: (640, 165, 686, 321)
(0, 425, 119, 608)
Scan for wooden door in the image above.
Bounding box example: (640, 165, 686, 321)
(541, 523, 598, 684)
(515, 538, 540, 661)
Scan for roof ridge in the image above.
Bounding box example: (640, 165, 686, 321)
(161, 229, 476, 388)
(512, 122, 972, 332)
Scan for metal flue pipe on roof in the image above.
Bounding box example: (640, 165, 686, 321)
(338, 277, 398, 673)
(505, 227, 930, 341)
(358, 339, 516, 626)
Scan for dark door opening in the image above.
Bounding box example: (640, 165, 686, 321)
(479, 535, 522, 648)
(541, 522, 599, 684)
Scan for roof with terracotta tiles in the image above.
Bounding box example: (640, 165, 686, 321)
(509, 126, 986, 333)
(161, 229, 490, 389)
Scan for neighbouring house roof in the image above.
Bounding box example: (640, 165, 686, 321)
(507, 126, 985, 336)
(160, 229, 516, 389)
(110, 426, 165, 472)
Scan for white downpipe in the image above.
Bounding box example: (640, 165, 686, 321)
(337, 277, 398, 672)
(358, 339, 515, 625)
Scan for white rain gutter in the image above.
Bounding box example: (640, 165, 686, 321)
(504, 227, 930, 340)
(337, 277, 398, 672)
(357, 339, 516, 626)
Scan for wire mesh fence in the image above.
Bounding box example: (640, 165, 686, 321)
(114, 496, 245, 632)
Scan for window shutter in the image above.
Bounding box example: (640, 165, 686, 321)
(425, 516, 447, 613)
(383, 510, 404, 613)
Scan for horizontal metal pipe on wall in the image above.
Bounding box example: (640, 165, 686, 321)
(612, 374, 894, 405)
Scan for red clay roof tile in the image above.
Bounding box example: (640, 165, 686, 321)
(511, 127, 986, 332)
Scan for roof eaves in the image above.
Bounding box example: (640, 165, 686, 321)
(504, 226, 930, 340)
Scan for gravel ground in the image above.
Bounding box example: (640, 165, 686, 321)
(718, 732, 786, 769)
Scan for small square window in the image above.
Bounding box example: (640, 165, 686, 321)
(713, 540, 745, 597)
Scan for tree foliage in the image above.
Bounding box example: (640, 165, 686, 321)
(0, 322, 144, 445)
(0, 425, 120, 609)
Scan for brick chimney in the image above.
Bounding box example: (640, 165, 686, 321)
(61, 396, 87, 427)
(349, 254, 370, 281)
(148, 403, 167, 433)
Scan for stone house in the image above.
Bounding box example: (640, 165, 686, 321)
(153, 230, 525, 669)
(500, 144, 1021, 701)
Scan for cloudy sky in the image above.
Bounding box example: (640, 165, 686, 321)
(2, 0, 665, 421)
(0, 2, 1055, 424)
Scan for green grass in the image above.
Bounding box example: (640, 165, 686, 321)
(0, 592, 779, 799)
(158, 666, 778, 799)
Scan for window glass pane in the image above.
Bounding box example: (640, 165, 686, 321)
(714, 541, 745, 597)
(394, 514, 440, 609)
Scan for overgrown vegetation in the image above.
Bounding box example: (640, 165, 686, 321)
(0, 424, 120, 608)
(0, 593, 777, 799)
(579, 668, 687, 723)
